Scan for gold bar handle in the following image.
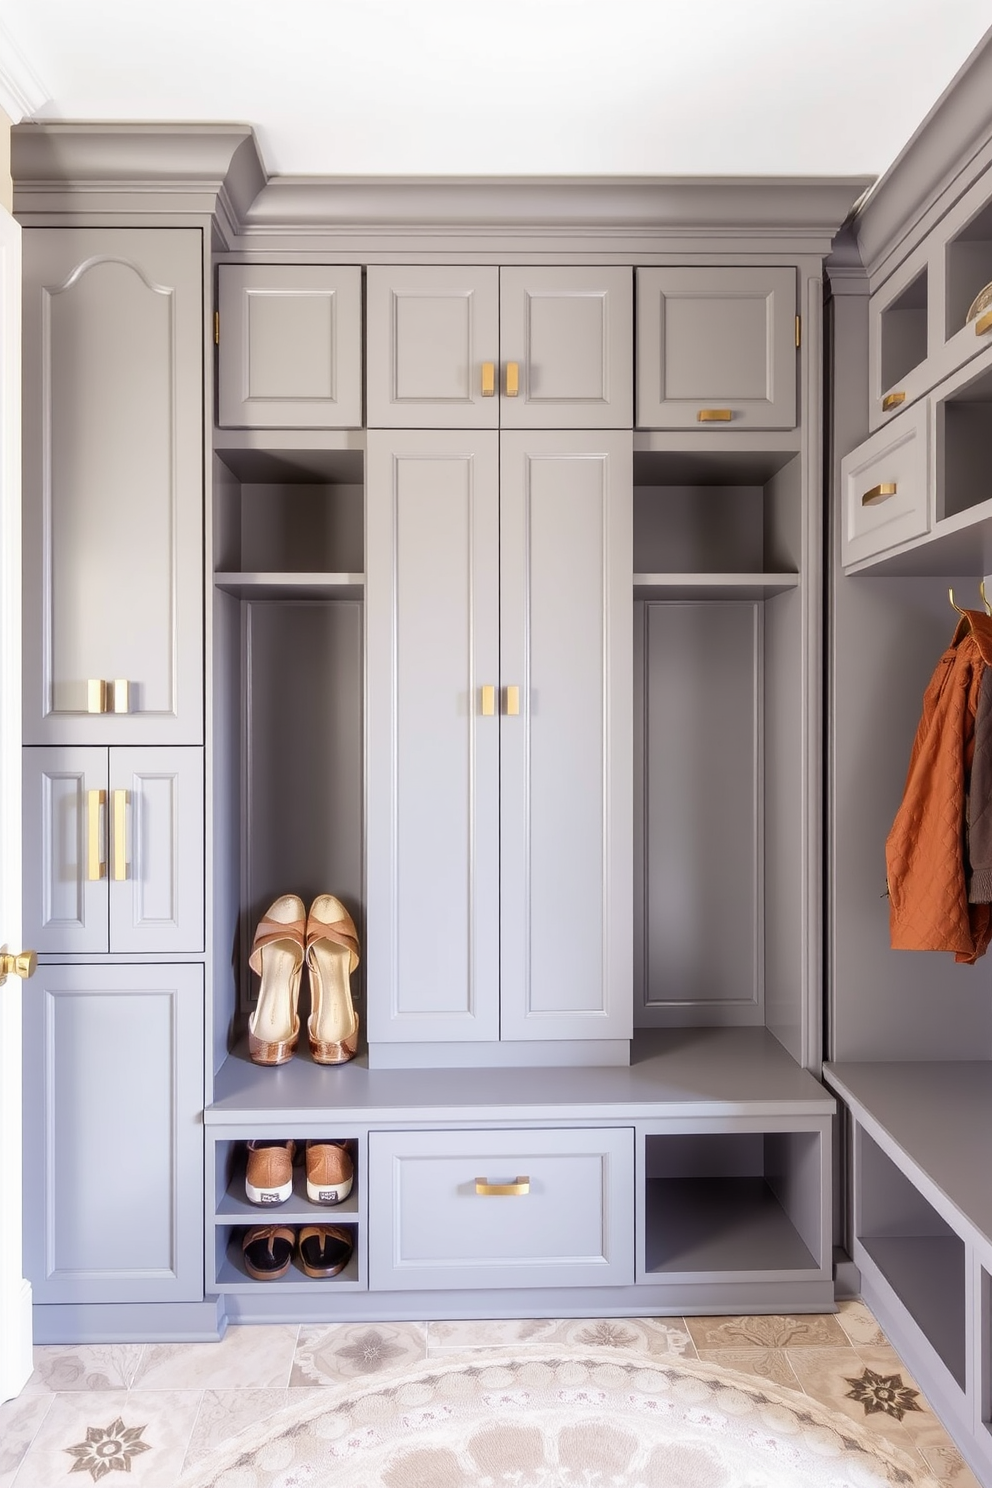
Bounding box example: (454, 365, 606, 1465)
(87, 679, 107, 714)
(475, 1176, 530, 1196)
(862, 482, 897, 507)
(112, 679, 129, 714)
(505, 685, 520, 717)
(481, 361, 496, 397)
(976, 310, 992, 337)
(697, 408, 732, 422)
(112, 789, 129, 881)
(505, 361, 519, 397)
(481, 684, 495, 717)
(87, 789, 106, 881)
(881, 391, 906, 412)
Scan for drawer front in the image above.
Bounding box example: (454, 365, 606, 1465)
(841, 401, 929, 568)
(368, 1128, 634, 1290)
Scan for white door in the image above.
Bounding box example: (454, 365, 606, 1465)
(0, 204, 33, 1400)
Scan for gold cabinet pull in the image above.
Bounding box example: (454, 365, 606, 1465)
(505, 361, 520, 397)
(475, 1175, 530, 1196)
(481, 684, 496, 717)
(862, 482, 898, 507)
(976, 310, 992, 337)
(87, 789, 106, 881)
(697, 408, 732, 422)
(505, 685, 520, 717)
(0, 949, 37, 985)
(112, 679, 130, 714)
(881, 391, 906, 412)
(481, 361, 496, 397)
(87, 679, 107, 714)
(112, 789, 129, 881)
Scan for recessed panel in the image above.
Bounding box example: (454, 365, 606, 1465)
(664, 293, 769, 400)
(394, 293, 474, 402)
(246, 290, 336, 400)
(526, 291, 607, 401)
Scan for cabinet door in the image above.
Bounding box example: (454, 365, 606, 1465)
(366, 430, 500, 1043)
(499, 431, 633, 1042)
(22, 228, 203, 745)
(499, 266, 633, 428)
(109, 747, 204, 953)
(366, 266, 500, 428)
(217, 264, 363, 428)
(23, 746, 109, 954)
(23, 963, 204, 1304)
(637, 267, 797, 429)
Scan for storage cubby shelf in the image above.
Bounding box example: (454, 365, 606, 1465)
(214, 571, 363, 599)
(216, 1151, 359, 1223)
(634, 573, 799, 600)
(643, 1176, 819, 1277)
(216, 1233, 362, 1293)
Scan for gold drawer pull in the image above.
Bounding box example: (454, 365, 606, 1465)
(505, 361, 519, 397)
(481, 684, 495, 717)
(882, 391, 906, 411)
(862, 482, 897, 506)
(697, 408, 732, 422)
(505, 685, 520, 717)
(87, 789, 106, 881)
(112, 789, 129, 881)
(976, 310, 992, 337)
(475, 1176, 530, 1196)
(112, 679, 130, 714)
(481, 361, 496, 397)
(87, 679, 107, 714)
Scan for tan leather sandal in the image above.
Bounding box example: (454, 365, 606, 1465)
(298, 1224, 353, 1277)
(242, 1224, 295, 1280)
(248, 894, 306, 1065)
(305, 895, 360, 1064)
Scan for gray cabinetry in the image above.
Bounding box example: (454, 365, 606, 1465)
(217, 265, 363, 428)
(22, 746, 205, 955)
(637, 267, 797, 429)
(23, 963, 204, 1305)
(21, 228, 204, 746)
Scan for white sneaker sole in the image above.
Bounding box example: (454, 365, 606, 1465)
(245, 1177, 293, 1206)
(307, 1174, 353, 1205)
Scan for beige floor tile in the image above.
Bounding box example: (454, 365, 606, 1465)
(291, 1321, 427, 1386)
(12, 1389, 202, 1488)
(426, 1316, 695, 1358)
(0, 1395, 53, 1487)
(696, 1347, 802, 1390)
(182, 1386, 326, 1470)
(131, 1325, 299, 1391)
(683, 1312, 850, 1350)
(785, 1346, 928, 1459)
(917, 1439, 984, 1486)
(22, 1342, 144, 1392)
(836, 1298, 888, 1348)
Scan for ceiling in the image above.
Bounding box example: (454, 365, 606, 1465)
(1, 0, 991, 181)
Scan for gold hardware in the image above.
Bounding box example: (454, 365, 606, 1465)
(949, 587, 967, 617)
(976, 309, 992, 337)
(475, 1176, 530, 1196)
(481, 361, 495, 397)
(112, 789, 129, 881)
(862, 482, 897, 506)
(505, 685, 520, 717)
(87, 789, 106, 881)
(982, 579, 992, 616)
(214, 310, 220, 345)
(112, 679, 129, 714)
(87, 679, 107, 714)
(881, 391, 906, 412)
(505, 362, 519, 397)
(481, 684, 495, 717)
(697, 409, 732, 422)
(0, 949, 37, 984)
(795, 315, 801, 349)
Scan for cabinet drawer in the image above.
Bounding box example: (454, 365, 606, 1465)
(368, 1128, 634, 1290)
(840, 401, 929, 568)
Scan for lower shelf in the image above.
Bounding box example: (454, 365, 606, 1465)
(643, 1177, 819, 1277)
(859, 1234, 966, 1389)
(215, 1227, 363, 1294)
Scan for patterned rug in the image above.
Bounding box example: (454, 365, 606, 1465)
(177, 1348, 940, 1488)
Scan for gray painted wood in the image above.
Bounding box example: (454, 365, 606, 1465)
(23, 963, 204, 1305)
(637, 267, 797, 430)
(499, 266, 632, 429)
(23, 746, 108, 954)
(109, 747, 204, 954)
(499, 431, 632, 1043)
(218, 264, 362, 428)
(841, 400, 929, 567)
(21, 228, 203, 745)
(366, 266, 500, 428)
(366, 431, 500, 1043)
(367, 1127, 634, 1290)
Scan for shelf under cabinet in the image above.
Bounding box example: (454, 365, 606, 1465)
(216, 1154, 359, 1225)
(216, 1229, 362, 1293)
(214, 571, 363, 599)
(634, 573, 799, 600)
(860, 1233, 966, 1389)
(643, 1176, 819, 1278)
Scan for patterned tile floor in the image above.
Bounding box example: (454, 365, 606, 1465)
(0, 1303, 982, 1485)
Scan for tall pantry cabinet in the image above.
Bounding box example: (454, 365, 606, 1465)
(12, 127, 865, 1341)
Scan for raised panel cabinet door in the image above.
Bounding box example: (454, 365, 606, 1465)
(637, 267, 797, 429)
(366, 266, 500, 428)
(217, 264, 363, 428)
(366, 431, 500, 1043)
(22, 963, 204, 1305)
(499, 431, 633, 1042)
(499, 266, 633, 429)
(108, 747, 204, 953)
(22, 746, 109, 954)
(22, 228, 203, 745)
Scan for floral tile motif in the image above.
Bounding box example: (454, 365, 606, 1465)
(291, 1322, 427, 1386)
(63, 1416, 151, 1480)
(785, 1347, 926, 1458)
(131, 1325, 299, 1391)
(696, 1347, 802, 1390)
(12, 1390, 201, 1488)
(182, 1387, 325, 1469)
(23, 1344, 145, 1393)
(0, 1395, 53, 1486)
(427, 1316, 694, 1359)
(683, 1312, 849, 1351)
(428, 1318, 559, 1352)
(836, 1299, 888, 1348)
(844, 1365, 924, 1421)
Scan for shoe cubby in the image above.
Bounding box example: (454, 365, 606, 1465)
(933, 350, 992, 526)
(879, 267, 929, 393)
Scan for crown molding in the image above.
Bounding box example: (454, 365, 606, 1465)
(0, 21, 49, 123)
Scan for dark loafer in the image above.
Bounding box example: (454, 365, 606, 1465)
(298, 1224, 353, 1277)
(242, 1224, 295, 1280)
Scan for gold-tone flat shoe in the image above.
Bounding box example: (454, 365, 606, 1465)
(305, 895, 360, 1064)
(247, 894, 306, 1065)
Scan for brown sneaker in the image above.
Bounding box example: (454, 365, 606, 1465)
(305, 1140, 353, 1205)
(245, 1139, 296, 1206)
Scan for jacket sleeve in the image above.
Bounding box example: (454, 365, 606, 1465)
(968, 663, 992, 903)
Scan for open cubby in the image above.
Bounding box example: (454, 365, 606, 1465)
(213, 1138, 360, 1223)
(641, 1130, 822, 1276)
(880, 268, 929, 390)
(214, 1225, 361, 1292)
(936, 360, 992, 520)
(945, 197, 992, 338)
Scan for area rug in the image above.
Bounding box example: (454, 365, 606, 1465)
(178, 1349, 940, 1488)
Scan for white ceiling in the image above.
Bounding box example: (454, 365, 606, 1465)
(1, 0, 991, 181)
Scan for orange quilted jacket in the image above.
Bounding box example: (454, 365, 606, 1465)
(885, 609, 992, 964)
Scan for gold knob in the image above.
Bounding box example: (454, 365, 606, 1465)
(505, 685, 520, 717)
(505, 362, 519, 397)
(112, 679, 130, 714)
(475, 1176, 530, 1196)
(481, 361, 496, 397)
(697, 408, 732, 422)
(0, 950, 37, 983)
(862, 482, 897, 507)
(881, 391, 906, 412)
(87, 679, 107, 714)
(976, 310, 992, 337)
(481, 684, 495, 717)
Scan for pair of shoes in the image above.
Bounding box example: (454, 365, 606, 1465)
(241, 1223, 353, 1281)
(247, 894, 360, 1067)
(245, 1138, 354, 1207)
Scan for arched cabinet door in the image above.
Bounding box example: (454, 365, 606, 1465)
(22, 228, 204, 745)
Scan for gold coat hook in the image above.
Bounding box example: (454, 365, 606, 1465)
(949, 587, 967, 616)
(981, 579, 992, 616)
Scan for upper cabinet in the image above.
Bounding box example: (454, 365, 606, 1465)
(21, 228, 204, 746)
(636, 267, 798, 430)
(217, 264, 363, 428)
(366, 265, 633, 428)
